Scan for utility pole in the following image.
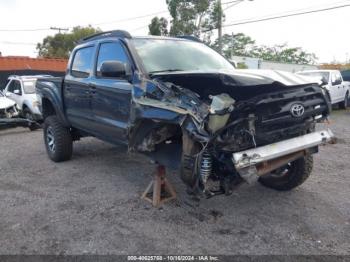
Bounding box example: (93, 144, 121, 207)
(218, 0, 223, 55)
(50, 27, 69, 34)
(218, 0, 253, 55)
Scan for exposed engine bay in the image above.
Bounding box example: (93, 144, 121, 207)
(0, 91, 38, 131)
(0, 92, 19, 119)
(130, 70, 332, 197)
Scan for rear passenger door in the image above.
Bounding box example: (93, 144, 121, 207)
(89, 41, 133, 144)
(64, 45, 95, 131)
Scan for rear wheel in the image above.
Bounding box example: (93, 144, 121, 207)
(339, 92, 349, 109)
(258, 154, 313, 191)
(43, 116, 72, 162)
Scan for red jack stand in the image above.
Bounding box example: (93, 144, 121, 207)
(141, 165, 177, 207)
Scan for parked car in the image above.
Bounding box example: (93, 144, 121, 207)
(297, 70, 349, 108)
(3, 75, 51, 121)
(0, 89, 40, 131)
(36, 30, 334, 197)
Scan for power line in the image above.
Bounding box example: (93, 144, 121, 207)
(236, 0, 350, 19)
(0, 10, 169, 32)
(0, 41, 36, 45)
(222, 3, 350, 28)
(89, 10, 168, 27)
(218, 0, 255, 54)
(223, 1, 244, 11)
(0, 28, 50, 32)
(50, 27, 69, 34)
(222, 0, 245, 5)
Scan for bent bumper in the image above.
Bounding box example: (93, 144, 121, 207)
(232, 130, 335, 179)
(0, 118, 35, 130)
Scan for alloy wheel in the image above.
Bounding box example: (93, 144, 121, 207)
(46, 126, 55, 152)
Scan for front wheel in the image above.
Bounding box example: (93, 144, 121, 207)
(23, 108, 38, 131)
(43, 116, 73, 162)
(258, 154, 313, 191)
(339, 92, 349, 109)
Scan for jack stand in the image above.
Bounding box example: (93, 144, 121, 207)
(141, 165, 177, 207)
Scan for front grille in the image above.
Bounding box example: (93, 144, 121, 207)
(254, 85, 327, 145)
(256, 85, 327, 127)
(218, 84, 328, 152)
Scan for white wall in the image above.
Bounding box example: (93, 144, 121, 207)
(232, 56, 318, 73)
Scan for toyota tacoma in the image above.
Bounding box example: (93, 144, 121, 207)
(36, 30, 334, 197)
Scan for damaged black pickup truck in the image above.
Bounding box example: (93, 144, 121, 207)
(36, 30, 334, 197)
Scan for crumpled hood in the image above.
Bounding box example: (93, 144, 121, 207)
(0, 97, 16, 110)
(152, 69, 318, 87)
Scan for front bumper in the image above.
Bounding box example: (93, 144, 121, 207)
(232, 130, 335, 181)
(0, 118, 37, 130)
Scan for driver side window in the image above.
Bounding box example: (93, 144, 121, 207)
(96, 41, 129, 77)
(331, 72, 342, 86)
(7, 80, 22, 95)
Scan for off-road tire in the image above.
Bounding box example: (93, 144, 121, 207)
(258, 154, 313, 191)
(43, 116, 72, 162)
(339, 92, 349, 109)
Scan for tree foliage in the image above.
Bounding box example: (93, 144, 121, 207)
(147, 1, 317, 64)
(251, 44, 317, 64)
(211, 33, 255, 58)
(148, 0, 222, 39)
(211, 33, 317, 64)
(148, 17, 169, 36)
(36, 26, 101, 58)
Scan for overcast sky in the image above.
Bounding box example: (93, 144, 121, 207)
(0, 0, 349, 63)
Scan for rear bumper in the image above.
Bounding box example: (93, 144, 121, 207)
(232, 130, 335, 180)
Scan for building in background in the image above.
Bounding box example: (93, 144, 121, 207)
(232, 56, 318, 72)
(0, 56, 67, 89)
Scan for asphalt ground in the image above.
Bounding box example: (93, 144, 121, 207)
(0, 109, 349, 255)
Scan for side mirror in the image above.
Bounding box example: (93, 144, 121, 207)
(100, 61, 131, 79)
(14, 89, 20, 95)
(333, 79, 341, 86)
(321, 77, 328, 86)
(5, 91, 12, 96)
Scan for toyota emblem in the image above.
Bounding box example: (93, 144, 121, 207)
(290, 104, 305, 117)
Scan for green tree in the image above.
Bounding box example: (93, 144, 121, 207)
(148, 17, 169, 36)
(211, 33, 317, 64)
(211, 33, 255, 58)
(148, 0, 221, 40)
(36, 26, 101, 58)
(251, 44, 317, 64)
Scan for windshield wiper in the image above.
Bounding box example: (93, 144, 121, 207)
(148, 69, 184, 75)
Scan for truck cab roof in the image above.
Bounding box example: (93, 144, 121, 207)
(78, 30, 200, 45)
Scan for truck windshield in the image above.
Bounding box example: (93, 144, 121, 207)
(131, 38, 234, 74)
(23, 80, 36, 94)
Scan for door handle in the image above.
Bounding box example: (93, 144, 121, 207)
(88, 83, 96, 94)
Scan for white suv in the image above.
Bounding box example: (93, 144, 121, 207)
(3, 75, 51, 121)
